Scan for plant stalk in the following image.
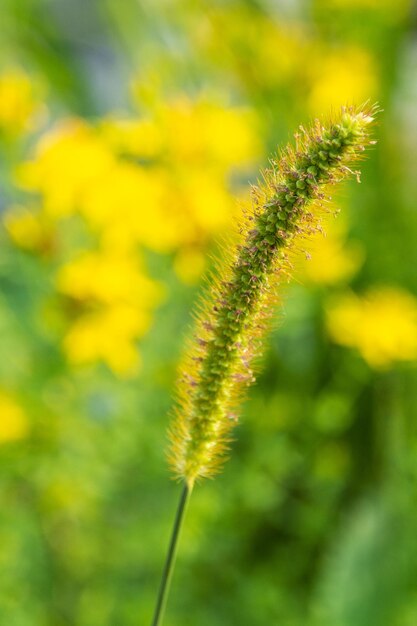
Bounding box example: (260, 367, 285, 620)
(151, 482, 192, 626)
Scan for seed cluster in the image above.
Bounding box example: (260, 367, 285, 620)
(169, 106, 377, 485)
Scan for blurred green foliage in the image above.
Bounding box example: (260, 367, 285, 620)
(1, 1, 417, 625)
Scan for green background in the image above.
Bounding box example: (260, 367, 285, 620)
(1, 1, 417, 624)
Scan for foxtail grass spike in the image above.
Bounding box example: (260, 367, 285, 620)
(169, 104, 378, 487)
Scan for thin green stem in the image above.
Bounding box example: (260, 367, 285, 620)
(151, 482, 192, 626)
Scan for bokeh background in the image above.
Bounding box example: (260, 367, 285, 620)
(1, 1, 417, 624)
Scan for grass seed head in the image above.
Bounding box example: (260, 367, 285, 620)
(169, 104, 378, 486)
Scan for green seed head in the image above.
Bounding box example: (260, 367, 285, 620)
(169, 104, 378, 486)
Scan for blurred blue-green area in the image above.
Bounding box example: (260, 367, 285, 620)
(1, 1, 417, 625)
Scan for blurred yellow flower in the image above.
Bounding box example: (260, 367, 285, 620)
(80, 163, 170, 250)
(0, 69, 45, 136)
(0, 392, 29, 443)
(152, 98, 260, 168)
(11, 93, 262, 378)
(98, 116, 162, 158)
(81, 164, 218, 254)
(3, 206, 47, 252)
(327, 287, 417, 367)
(102, 95, 260, 171)
(174, 248, 207, 285)
(57, 250, 162, 306)
(57, 250, 162, 375)
(299, 218, 364, 285)
(63, 304, 149, 375)
(17, 120, 116, 217)
(182, 170, 232, 232)
(309, 46, 378, 114)
(16, 97, 259, 264)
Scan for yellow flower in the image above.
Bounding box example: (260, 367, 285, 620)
(57, 250, 163, 375)
(17, 119, 115, 217)
(15, 95, 261, 283)
(181, 170, 233, 233)
(195, 103, 260, 168)
(0, 392, 29, 443)
(298, 218, 364, 285)
(309, 46, 378, 114)
(63, 304, 149, 375)
(0, 69, 45, 136)
(3, 206, 47, 252)
(157, 98, 260, 168)
(56, 250, 162, 306)
(327, 287, 417, 367)
(81, 163, 232, 253)
(80, 163, 167, 248)
(98, 116, 162, 158)
(124, 94, 261, 171)
(174, 248, 207, 285)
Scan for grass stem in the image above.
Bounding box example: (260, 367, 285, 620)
(151, 482, 192, 626)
